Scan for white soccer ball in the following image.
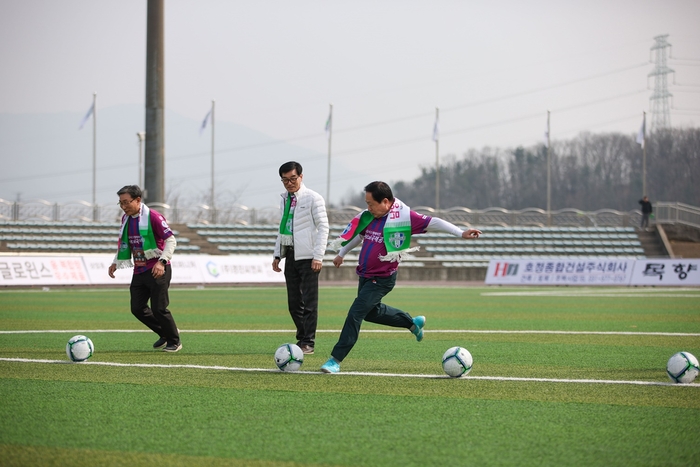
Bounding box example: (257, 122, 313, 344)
(66, 335, 94, 362)
(274, 343, 304, 372)
(442, 346, 473, 378)
(666, 351, 699, 384)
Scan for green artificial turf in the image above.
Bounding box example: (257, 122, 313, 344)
(1, 285, 699, 466)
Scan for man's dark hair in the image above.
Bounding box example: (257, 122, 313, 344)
(364, 181, 394, 203)
(279, 161, 303, 177)
(117, 185, 143, 199)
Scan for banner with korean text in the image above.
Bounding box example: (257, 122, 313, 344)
(81, 254, 207, 285)
(0, 256, 91, 286)
(485, 258, 700, 286)
(628, 259, 700, 286)
(0, 254, 284, 286)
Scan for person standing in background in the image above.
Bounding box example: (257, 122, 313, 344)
(639, 196, 653, 230)
(272, 161, 329, 355)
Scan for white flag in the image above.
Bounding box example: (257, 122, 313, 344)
(432, 114, 439, 142)
(78, 102, 94, 130)
(636, 117, 645, 149)
(200, 109, 212, 135)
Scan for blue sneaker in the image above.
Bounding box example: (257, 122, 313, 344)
(320, 357, 340, 374)
(411, 316, 426, 342)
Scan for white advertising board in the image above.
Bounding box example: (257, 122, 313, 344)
(485, 258, 636, 286)
(0, 254, 284, 286)
(195, 255, 284, 284)
(0, 256, 91, 286)
(82, 254, 131, 285)
(81, 254, 207, 285)
(628, 259, 700, 286)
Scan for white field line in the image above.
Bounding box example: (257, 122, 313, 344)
(482, 292, 700, 297)
(1, 357, 699, 388)
(1, 329, 699, 337)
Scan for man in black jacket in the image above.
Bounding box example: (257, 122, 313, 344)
(639, 196, 652, 229)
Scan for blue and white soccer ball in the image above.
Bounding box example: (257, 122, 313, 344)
(442, 346, 473, 378)
(666, 351, 699, 384)
(274, 343, 304, 372)
(66, 335, 94, 362)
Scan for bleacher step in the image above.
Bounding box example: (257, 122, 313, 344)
(170, 224, 226, 255)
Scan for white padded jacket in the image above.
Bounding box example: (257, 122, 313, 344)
(273, 183, 329, 262)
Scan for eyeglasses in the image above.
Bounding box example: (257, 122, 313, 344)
(118, 198, 137, 207)
(281, 176, 300, 185)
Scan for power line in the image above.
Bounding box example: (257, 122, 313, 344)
(442, 63, 649, 114)
(170, 62, 650, 160)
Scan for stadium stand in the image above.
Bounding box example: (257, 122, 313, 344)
(187, 223, 647, 269)
(0, 221, 199, 254)
(0, 220, 656, 263)
(0, 220, 680, 283)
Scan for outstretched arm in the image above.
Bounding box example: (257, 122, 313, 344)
(428, 217, 481, 239)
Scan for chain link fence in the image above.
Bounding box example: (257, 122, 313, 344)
(1, 198, 696, 228)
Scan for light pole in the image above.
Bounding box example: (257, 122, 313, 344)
(137, 132, 146, 189)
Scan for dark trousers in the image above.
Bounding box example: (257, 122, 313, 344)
(641, 213, 650, 228)
(130, 265, 180, 345)
(284, 249, 319, 348)
(331, 274, 414, 362)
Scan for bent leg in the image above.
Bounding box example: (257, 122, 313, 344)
(330, 276, 394, 362)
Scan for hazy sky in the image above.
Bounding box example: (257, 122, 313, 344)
(1, 0, 699, 207)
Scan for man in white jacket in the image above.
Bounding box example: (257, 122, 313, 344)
(272, 161, 329, 354)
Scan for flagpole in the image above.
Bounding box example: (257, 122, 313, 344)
(210, 100, 216, 223)
(137, 132, 146, 188)
(435, 107, 440, 212)
(92, 92, 97, 221)
(642, 111, 647, 196)
(546, 109, 551, 226)
(326, 103, 333, 204)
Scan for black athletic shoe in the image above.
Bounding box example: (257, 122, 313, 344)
(163, 342, 182, 353)
(153, 337, 167, 349)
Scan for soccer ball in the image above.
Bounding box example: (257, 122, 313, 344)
(666, 351, 699, 384)
(274, 343, 304, 372)
(442, 346, 473, 378)
(66, 335, 94, 362)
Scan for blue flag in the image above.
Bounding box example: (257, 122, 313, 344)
(78, 102, 94, 130)
(200, 109, 212, 135)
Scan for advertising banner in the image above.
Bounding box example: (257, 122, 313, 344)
(81, 254, 207, 285)
(0, 254, 284, 286)
(0, 256, 90, 286)
(628, 259, 700, 286)
(485, 258, 636, 286)
(82, 254, 131, 285)
(195, 255, 283, 284)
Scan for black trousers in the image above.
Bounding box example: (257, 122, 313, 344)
(283, 248, 319, 348)
(331, 274, 413, 362)
(130, 265, 180, 345)
(641, 213, 650, 228)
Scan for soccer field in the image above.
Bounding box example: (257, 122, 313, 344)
(1, 285, 699, 467)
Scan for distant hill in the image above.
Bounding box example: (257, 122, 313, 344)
(0, 105, 362, 208)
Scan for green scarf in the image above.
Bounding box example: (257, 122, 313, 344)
(328, 198, 418, 262)
(115, 203, 161, 269)
(279, 194, 294, 246)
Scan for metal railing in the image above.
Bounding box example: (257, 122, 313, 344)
(0, 198, 697, 228)
(653, 202, 700, 229)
